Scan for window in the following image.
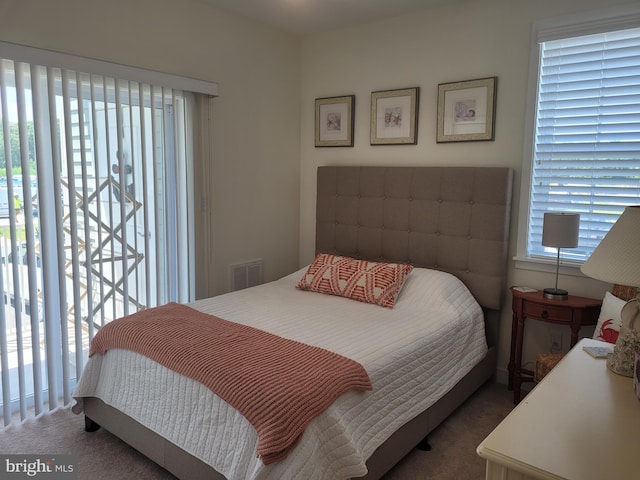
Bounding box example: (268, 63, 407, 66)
(0, 43, 216, 426)
(518, 5, 640, 267)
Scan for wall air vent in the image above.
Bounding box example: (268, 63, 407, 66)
(229, 259, 263, 292)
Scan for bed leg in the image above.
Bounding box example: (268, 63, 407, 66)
(84, 416, 101, 432)
(417, 437, 432, 451)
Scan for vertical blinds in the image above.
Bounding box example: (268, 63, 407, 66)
(528, 26, 640, 261)
(0, 56, 196, 426)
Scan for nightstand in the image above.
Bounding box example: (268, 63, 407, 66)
(508, 287, 601, 403)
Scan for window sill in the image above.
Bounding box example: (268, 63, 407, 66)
(513, 255, 587, 278)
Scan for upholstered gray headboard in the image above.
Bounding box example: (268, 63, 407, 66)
(315, 166, 513, 310)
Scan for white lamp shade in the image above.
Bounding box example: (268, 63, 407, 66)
(542, 212, 580, 248)
(581, 206, 640, 287)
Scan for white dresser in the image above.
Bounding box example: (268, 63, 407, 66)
(477, 338, 640, 480)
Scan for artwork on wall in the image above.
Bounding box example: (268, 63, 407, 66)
(370, 87, 419, 145)
(315, 95, 355, 147)
(436, 77, 497, 143)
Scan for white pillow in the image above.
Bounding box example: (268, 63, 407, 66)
(392, 267, 482, 316)
(592, 291, 627, 344)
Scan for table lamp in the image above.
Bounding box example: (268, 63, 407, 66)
(581, 206, 640, 376)
(542, 212, 580, 300)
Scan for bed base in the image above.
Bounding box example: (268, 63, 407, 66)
(83, 346, 496, 480)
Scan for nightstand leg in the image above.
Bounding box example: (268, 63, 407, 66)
(513, 314, 525, 404)
(508, 310, 517, 391)
(570, 311, 583, 347)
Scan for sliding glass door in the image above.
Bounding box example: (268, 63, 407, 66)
(0, 58, 195, 426)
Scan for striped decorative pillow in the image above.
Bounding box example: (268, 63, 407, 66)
(296, 253, 413, 308)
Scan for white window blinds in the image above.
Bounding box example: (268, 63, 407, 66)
(528, 26, 640, 262)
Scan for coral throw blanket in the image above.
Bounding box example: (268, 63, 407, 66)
(89, 302, 372, 464)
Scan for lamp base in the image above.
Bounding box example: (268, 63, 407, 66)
(543, 288, 569, 300)
(607, 299, 640, 377)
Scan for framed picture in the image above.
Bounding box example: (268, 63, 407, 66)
(315, 95, 355, 147)
(436, 77, 497, 143)
(370, 87, 419, 145)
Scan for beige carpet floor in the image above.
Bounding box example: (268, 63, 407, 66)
(0, 381, 513, 479)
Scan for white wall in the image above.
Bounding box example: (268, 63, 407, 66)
(0, 0, 302, 298)
(1, 0, 632, 384)
(299, 0, 631, 382)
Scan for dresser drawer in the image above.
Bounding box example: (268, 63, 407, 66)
(523, 301, 571, 322)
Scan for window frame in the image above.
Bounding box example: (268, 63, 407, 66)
(515, 3, 640, 275)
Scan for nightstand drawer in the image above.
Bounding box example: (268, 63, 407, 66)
(522, 302, 571, 322)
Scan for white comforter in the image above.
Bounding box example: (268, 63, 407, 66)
(73, 266, 488, 480)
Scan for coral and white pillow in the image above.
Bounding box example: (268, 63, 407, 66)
(296, 253, 414, 308)
(592, 291, 627, 344)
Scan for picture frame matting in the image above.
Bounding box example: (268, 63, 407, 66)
(370, 87, 419, 145)
(436, 77, 497, 143)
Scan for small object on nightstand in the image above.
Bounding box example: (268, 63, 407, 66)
(512, 286, 537, 293)
(582, 345, 613, 359)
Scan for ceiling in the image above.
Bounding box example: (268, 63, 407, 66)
(202, 0, 453, 35)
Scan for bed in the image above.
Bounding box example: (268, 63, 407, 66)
(73, 166, 513, 480)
